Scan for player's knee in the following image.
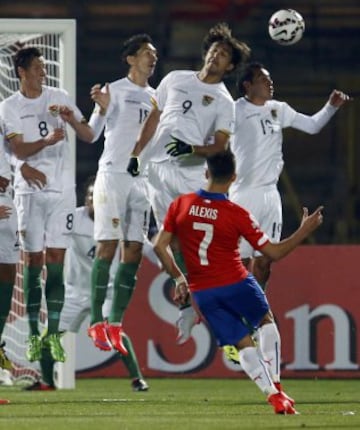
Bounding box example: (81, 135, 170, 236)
(96, 240, 118, 261)
(121, 241, 143, 264)
(236, 334, 256, 350)
(25, 251, 44, 267)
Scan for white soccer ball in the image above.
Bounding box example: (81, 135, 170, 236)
(268, 9, 305, 46)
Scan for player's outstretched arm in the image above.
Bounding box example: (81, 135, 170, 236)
(261, 206, 324, 262)
(291, 89, 351, 134)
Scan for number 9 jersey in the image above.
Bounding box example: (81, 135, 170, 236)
(145, 70, 234, 166)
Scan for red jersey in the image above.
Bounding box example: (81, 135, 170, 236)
(163, 189, 269, 292)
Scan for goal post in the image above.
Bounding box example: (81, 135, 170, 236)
(0, 18, 77, 174)
(0, 18, 76, 96)
(0, 19, 76, 387)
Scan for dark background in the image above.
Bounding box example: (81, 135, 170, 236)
(1, 0, 359, 243)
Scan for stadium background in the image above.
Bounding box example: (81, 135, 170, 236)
(0, 1, 359, 380)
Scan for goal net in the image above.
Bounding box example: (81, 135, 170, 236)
(0, 19, 76, 386)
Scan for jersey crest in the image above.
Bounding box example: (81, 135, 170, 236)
(202, 95, 214, 106)
(271, 109, 278, 119)
(112, 218, 120, 228)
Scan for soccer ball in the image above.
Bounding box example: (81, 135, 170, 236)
(268, 9, 305, 45)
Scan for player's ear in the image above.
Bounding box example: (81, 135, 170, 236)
(205, 169, 209, 179)
(226, 63, 235, 73)
(17, 66, 25, 80)
(243, 80, 251, 93)
(126, 55, 135, 67)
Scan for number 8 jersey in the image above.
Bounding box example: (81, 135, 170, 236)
(1, 86, 83, 194)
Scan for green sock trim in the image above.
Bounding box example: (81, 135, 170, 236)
(90, 258, 111, 325)
(0, 281, 14, 336)
(108, 262, 139, 323)
(119, 333, 142, 379)
(45, 263, 64, 334)
(23, 266, 42, 336)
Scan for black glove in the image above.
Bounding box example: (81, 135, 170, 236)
(127, 156, 140, 176)
(165, 136, 194, 157)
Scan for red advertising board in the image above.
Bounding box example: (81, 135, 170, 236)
(79, 245, 360, 379)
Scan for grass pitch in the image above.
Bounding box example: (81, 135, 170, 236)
(0, 378, 359, 430)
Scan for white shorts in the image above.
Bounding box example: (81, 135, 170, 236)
(93, 172, 150, 242)
(14, 188, 76, 252)
(0, 191, 20, 264)
(59, 287, 113, 332)
(229, 183, 282, 259)
(148, 161, 207, 226)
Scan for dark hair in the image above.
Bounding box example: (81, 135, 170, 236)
(121, 33, 154, 64)
(202, 23, 251, 73)
(237, 61, 264, 96)
(206, 150, 236, 183)
(14, 47, 42, 79)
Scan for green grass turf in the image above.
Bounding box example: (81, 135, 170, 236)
(0, 378, 359, 430)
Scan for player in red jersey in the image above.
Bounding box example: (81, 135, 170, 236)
(154, 150, 323, 414)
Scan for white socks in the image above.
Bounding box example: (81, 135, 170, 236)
(238, 346, 277, 395)
(257, 322, 281, 383)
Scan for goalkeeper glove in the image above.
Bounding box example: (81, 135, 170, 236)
(165, 136, 194, 157)
(127, 156, 140, 177)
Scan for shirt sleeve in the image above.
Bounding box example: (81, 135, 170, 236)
(215, 96, 235, 135)
(162, 198, 179, 234)
(152, 72, 174, 112)
(237, 206, 270, 250)
(289, 101, 338, 134)
(1, 101, 22, 138)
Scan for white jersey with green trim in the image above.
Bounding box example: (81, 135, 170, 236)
(1, 86, 83, 194)
(90, 77, 155, 175)
(231, 97, 337, 187)
(145, 70, 235, 167)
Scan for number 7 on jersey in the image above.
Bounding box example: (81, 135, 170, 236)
(193, 222, 213, 265)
